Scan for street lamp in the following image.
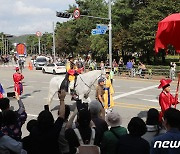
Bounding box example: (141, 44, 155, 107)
(108, 0, 112, 69)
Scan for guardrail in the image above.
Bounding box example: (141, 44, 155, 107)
(86, 65, 178, 78)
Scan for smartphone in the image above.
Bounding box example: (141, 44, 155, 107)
(44, 105, 49, 111)
(7, 92, 15, 97)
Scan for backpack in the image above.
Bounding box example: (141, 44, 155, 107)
(74, 128, 100, 154)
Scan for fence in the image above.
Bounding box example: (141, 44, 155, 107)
(87, 65, 179, 78)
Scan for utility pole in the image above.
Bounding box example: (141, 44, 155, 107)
(108, 0, 112, 69)
(38, 37, 41, 55)
(4, 38, 6, 55)
(52, 22, 56, 62)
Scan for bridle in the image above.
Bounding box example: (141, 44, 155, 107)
(75, 73, 104, 97)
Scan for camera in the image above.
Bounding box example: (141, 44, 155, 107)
(76, 99, 88, 111)
(7, 92, 15, 97)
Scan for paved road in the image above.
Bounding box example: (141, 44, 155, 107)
(0, 66, 180, 137)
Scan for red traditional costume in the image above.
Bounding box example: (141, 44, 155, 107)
(158, 79, 178, 120)
(13, 67, 24, 95)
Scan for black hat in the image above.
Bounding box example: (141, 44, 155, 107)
(68, 56, 73, 60)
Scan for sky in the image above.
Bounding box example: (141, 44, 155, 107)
(0, 0, 76, 36)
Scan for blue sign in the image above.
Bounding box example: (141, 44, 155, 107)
(96, 24, 108, 31)
(91, 29, 106, 35)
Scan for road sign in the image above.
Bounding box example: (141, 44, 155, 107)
(96, 24, 108, 31)
(36, 31, 42, 37)
(73, 8, 80, 19)
(91, 29, 106, 35)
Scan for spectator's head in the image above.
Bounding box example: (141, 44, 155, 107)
(89, 100, 102, 118)
(128, 117, 147, 137)
(2, 110, 17, 126)
(98, 78, 105, 85)
(158, 79, 172, 93)
(77, 109, 91, 128)
(146, 108, 160, 125)
(37, 110, 54, 131)
(106, 111, 121, 127)
(0, 98, 10, 111)
(26, 119, 38, 133)
(163, 108, 180, 130)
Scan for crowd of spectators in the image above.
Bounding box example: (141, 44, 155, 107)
(0, 89, 180, 154)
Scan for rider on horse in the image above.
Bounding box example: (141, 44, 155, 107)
(64, 56, 79, 100)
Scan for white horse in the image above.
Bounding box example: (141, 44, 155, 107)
(47, 70, 103, 105)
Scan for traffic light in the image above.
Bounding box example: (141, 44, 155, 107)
(56, 11, 71, 18)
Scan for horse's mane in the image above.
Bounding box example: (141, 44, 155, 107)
(77, 70, 101, 85)
(79, 70, 101, 77)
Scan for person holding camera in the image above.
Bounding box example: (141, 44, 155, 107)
(0, 92, 27, 141)
(28, 90, 65, 154)
(0, 83, 5, 98)
(65, 107, 101, 154)
(13, 67, 24, 95)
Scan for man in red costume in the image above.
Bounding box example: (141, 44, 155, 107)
(158, 79, 179, 120)
(13, 67, 24, 95)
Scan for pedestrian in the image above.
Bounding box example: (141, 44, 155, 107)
(126, 59, 133, 77)
(96, 78, 105, 108)
(0, 112, 24, 154)
(169, 62, 176, 80)
(142, 108, 166, 145)
(116, 117, 149, 154)
(101, 111, 127, 154)
(110, 69, 114, 84)
(158, 79, 179, 121)
(89, 100, 108, 140)
(104, 70, 114, 112)
(0, 92, 27, 141)
(13, 67, 24, 95)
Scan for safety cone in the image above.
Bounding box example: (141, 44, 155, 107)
(28, 62, 33, 70)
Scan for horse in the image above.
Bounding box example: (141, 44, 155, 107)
(47, 70, 104, 105)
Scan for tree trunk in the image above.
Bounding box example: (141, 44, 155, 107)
(161, 49, 166, 64)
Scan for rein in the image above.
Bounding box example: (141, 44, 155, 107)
(76, 73, 103, 97)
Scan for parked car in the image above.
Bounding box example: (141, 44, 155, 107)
(42, 63, 66, 74)
(35, 56, 48, 70)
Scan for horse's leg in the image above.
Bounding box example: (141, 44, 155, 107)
(48, 90, 58, 106)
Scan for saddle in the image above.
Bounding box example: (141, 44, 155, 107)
(60, 73, 79, 100)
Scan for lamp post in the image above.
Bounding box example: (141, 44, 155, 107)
(108, 0, 112, 69)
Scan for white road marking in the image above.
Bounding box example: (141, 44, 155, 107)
(27, 114, 38, 117)
(44, 98, 59, 101)
(21, 95, 34, 98)
(134, 93, 157, 97)
(141, 98, 159, 103)
(130, 87, 144, 89)
(28, 81, 37, 83)
(113, 85, 158, 100)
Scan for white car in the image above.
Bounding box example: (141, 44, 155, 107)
(42, 63, 66, 74)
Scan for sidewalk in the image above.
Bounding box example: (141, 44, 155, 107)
(113, 73, 177, 82)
